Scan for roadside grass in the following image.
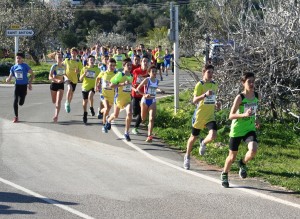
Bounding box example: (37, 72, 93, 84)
(180, 56, 202, 72)
(31, 62, 52, 83)
(154, 90, 300, 193)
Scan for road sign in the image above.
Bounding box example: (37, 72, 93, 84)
(6, 29, 34, 37)
(10, 24, 21, 29)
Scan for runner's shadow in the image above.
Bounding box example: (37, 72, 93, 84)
(230, 186, 300, 195)
(0, 205, 34, 215)
(0, 192, 78, 205)
(0, 192, 78, 215)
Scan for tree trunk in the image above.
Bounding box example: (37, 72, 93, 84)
(27, 49, 40, 65)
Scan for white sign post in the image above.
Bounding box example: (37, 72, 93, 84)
(5, 28, 35, 57)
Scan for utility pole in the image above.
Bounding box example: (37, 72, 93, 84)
(169, 2, 179, 113)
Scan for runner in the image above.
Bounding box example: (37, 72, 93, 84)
(79, 55, 100, 124)
(48, 52, 66, 122)
(221, 72, 260, 188)
(95, 58, 117, 132)
(131, 56, 149, 135)
(97, 54, 110, 119)
(164, 49, 172, 76)
(5, 52, 34, 123)
(183, 64, 219, 170)
(136, 65, 159, 142)
(105, 58, 133, 141)
(63, 47, 83, 113)
(113, 47, 126, 71)
(131, 55, 141, 73)
(154, 46, 165, 81)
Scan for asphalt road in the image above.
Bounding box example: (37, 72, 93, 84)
(0, 72, 299, 219)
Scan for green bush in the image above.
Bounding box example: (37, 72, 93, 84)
(0, 58, 14, 76)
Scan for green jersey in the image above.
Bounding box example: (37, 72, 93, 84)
(229, 92, 259, 137)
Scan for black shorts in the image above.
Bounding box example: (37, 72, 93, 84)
(82, 89, 95, 100)
(156, 62, 164, 69)
(191, 121, 217, 137)
(132, 97, 142, 117)
(50, 83, 64, 91)
(66, 81, 77, 92)
(229, 131, 258, 151)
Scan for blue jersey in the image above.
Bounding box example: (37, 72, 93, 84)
(164, 54, 172, 65)
(10, 63, 31, 85)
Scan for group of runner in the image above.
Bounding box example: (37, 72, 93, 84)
(183, 64, 260, 188)
(6, 44, 169, 143)
(6, 46, 260, 188)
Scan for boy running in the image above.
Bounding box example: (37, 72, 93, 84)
(221, 72, 260, 188)
(63, 47, 83, 113)
(105, 58, 133, 141)
(6, 52, 34, 123)
(95, 58, 117, 132)
(131, 56, 149, 134)
(79, 55, 100, 124)
(183, 64, 219, 170)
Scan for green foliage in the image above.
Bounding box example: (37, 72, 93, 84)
(0, 59, 14, 76)
(155, 91, 300, 192)
(31, 63, 52, 83)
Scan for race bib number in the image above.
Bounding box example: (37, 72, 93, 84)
(86, 70, 95, 78)
(149, 86, 157, 96)
(15, 71, 23, 80)
(102, 80, 112, 90)
(204, 94, 216, 104)
(244, 103, 258, 116)
(123, 84, 132, 92)
(56, 69, 65, 76)
(136, 75, 143, 84)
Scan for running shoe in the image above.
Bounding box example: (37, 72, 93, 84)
(145, 135, 153, 143)
(90, 107, 95, 116)
(221, 172, 229, 188)
(124, 133, 131, 141)
(132, 127, 139, 135)
(106, 116, 111, 130)
(102, 125, 108, 133)
(160, 76, 163, 81)
(65, 102, 71, 113)
(199, 138, 206, 156)
(83, 112, 88, 124)
(183, 155, 190, 170)
(238, 159, 247, 178)
(12, 117, 18, 123)
(97, 109, 103, 119)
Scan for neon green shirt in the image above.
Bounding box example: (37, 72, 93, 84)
(192, 80, 218, 130)
(111, 72, 133, 108)
(80, 66, 100, 91)
(63, 58, 83, 84)
(113, 54, 126, 69)
(229, 93, 259, 137)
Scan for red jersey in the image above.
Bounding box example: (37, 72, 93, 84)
(131, 67, 148, 98)
(131, 64, 140, 74)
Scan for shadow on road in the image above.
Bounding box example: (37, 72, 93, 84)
(0, 204, 34, 215)
(231, 186, 300, 195)
(0, 192, 78, 215)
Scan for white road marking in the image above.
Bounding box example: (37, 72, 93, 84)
(111, 125, 300, 210)
(0, 177, 94, 219)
